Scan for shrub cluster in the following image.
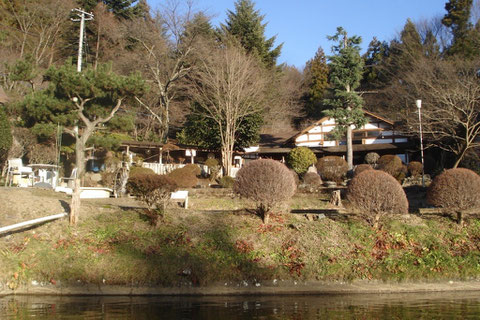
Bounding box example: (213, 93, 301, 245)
(407, 161, 423, 177)
(234, 159, 296, 223)
(183, 164, 201, 176)
(354, 164, 373, 176)
(346, 170, 408, 228)
(129, 166, 155, 177)
(219, 176, 235, 188)
(427, 168, 480, 223)
(364, 152, 380, 166)
(127, 173, 178, 225)
(302, 172, 322, 187)
(168, 166, 198, 188)
(315, 156, 348, 182)
(287, 147, 317, 175)
(377, 155, 405, 182)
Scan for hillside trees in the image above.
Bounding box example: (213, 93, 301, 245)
(303, 47, 329, 118)
(126, 1, 201, 142)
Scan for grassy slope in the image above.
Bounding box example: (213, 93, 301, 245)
(2, 188, 480, 289)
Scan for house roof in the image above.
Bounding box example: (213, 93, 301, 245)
(285, 110, 395, 145)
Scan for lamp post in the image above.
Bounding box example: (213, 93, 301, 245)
(416, 99, 425, 187)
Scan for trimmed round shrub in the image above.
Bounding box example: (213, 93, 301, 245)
(287, 147, 317, 175)
(234, 159, 297, 223)
(129, 166, 156, 177)
(315, 156, 348, 182)
(378, 155, 405, 182)
(354, 164, 373, 176)
(407, 161, 423, 177)
(219, 176, 235, 188)
(346, 170, 409, 228)
(289, 169, 300, 186)
(365, 152, 380, 166)
(303, 172, 322, 187)
(427, 168, 480, 223)
(183, 163, 201, 176)
(168, 167, 198, 188)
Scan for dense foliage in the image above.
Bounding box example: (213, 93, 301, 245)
(287, 147, 317, 175)
(168, 167, 198, 188)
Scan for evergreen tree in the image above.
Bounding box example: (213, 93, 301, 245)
(362, 37, 389, 89)
(442, 0, 477, 57)
(323, 27, 366, 170)
(220, 0, 282, 69)
(304, 47, 329, 117)
(0, 107, 12, 170)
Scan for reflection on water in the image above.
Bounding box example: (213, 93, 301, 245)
(2, 291, 480, 319)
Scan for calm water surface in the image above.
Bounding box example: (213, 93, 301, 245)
(2, 292, 480, 319)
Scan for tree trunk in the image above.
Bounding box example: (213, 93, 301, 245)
(70, 137, 85, 225)
(452, 144, 468, 168)
(346, 124, 353, 171)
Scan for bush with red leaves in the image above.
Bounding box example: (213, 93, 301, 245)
(346, 170, 408, 227)
(234, 159, 296, 223)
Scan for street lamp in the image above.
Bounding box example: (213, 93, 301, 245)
(416, 99, 425, 187)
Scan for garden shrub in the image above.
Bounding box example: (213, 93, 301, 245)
(364, 152, 380, 166)
(354, 164, 373, 176)
(219, 176, 235, 188)
(234, 159, 296, 224)
(315, 156, 348, 182)
(290, 169, 300, 186)
(183, 163, 201, 176)
(205, 158, 220, 181)
(126, 173, 178, 226)
(378, 155, 404, 182)
(287, 147, 317, 175)
(346, 170, 408, 228)
(168, 166, 198, 188)
(129, 166, 155, 177)
(408, 161, 422, 177)
(302, 172, 322, 187)
(427, 168, 480, 224)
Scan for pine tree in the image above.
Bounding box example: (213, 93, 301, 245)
(220, 0, 282, 69)
(323, 27, 366, 170)
(442, 0, 476, 56)
(307, 47, 329, 103)
(362, 37, 389, 89)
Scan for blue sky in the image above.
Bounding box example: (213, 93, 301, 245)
(149, 0, 448, 69)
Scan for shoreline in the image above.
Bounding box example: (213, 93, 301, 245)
(3, 280, 480, 297)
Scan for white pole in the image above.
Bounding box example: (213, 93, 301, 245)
(416, 99, 425, 187)
(71, 8, 94, 73)
(0, 213, 67, 234)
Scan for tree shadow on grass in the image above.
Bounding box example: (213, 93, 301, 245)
(99, 214, 278, 287)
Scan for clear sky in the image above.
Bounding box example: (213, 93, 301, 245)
(149, 0, 448, 69)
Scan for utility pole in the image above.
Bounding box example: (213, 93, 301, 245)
(71, 8, 94, 72)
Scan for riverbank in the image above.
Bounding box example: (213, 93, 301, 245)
(2, 187, 480, 297)
(4, 279, 480, 297)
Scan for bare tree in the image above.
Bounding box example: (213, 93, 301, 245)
(127, 0, 199, 142)
(188, 44, 267, 176)
(400, 57, 480, 168)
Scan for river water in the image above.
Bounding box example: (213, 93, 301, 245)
(2, 292, 480, 319)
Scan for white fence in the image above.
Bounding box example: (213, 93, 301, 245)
(142, 162, 240, 178)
